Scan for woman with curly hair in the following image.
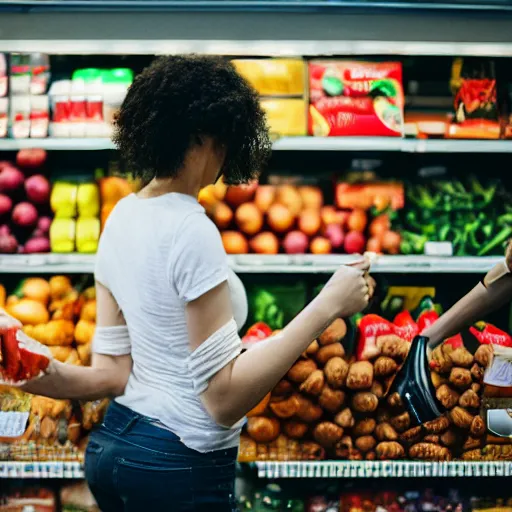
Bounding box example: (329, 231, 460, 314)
(0, 56, 371, 510)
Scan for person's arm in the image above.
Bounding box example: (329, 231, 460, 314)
(422, 258, 512, 348)
(20, 281, 132, 400)
(187, 263, 370, 428)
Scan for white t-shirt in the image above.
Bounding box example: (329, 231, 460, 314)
(94, 192, 247, 452)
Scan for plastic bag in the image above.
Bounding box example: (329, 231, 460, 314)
(484, 345, 512, 397)
(0, 327, 52, 385)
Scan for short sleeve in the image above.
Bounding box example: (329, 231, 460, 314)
(172, 213, 229, 303)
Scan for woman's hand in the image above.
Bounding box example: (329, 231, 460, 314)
(317, 259, 371, 319)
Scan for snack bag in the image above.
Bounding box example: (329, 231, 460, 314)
(0, 327, 52, 385)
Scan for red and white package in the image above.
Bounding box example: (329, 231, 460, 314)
(0, 326, 52, 385)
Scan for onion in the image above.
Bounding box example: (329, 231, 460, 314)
(0, 233, 18, 253)
(0, 194, 13, 216)
(25, 237, 50, 253)
(37, 216, 52, 234)
(12, 202, 38, 227)
(0, 165, 24, 193)
(25, 174, 50, 204)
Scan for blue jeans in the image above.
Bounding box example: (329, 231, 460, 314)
(84, 401, 238, 511)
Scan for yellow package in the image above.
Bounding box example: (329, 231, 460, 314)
(76, 217, 100, 254)
(261, 98, 307, 136)
(77, 182, 100, 218)
(232, 59, 305, 96)
(50, 218, 76, 253)
(50, 182, 78, 218)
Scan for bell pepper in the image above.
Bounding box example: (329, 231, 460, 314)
(50, 182, 78, 218)
(50, 218, 76, 253)
(393, 310, 418, 342)
(242, 322, 272, 344)
(469, 321, 512, 347)
(356, 314, 395, 360)
(77, 183, 100, 218)
(417, 310, 439, 333)
(76, 217, 100, 254)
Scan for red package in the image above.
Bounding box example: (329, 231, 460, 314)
(309, 61, 404, 137)
(0, 327, 51, 383)
(356, 314, 395, 360)
(393, 310, 419, 342)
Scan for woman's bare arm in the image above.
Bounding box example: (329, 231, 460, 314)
(423, 260, 512, 348)
(20, 282, 132, 400)
(187, 262, 371, 428)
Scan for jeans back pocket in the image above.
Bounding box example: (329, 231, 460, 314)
(115, 457, 194, 510)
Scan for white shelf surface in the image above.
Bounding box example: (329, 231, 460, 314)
(2, 137, 512, 153)
(255, 461, 512, 479)
(0, 461, 84, 479)
(0, 254, 502, 274)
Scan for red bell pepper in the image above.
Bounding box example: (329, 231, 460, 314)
(444, 333, 464, 349)
(356, 314, 395, 360)
(469, 321, 512, 347)
(0, 327, 21, 381)
(242, 322, 273, 344)
(417, 310, 439, 333)
(393, 310, 418, 342)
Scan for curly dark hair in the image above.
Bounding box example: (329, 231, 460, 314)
(113, 55, 271, 185)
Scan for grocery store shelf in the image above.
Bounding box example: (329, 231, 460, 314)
(0, 461, 84, 479)
(3, 137, 512, 153)
(228, 255, 502, 274)
(0, 254, 502, 274)
(0, 138, 115, 151)
(0, 254, 96, 273)
(255, 461, 512, 478)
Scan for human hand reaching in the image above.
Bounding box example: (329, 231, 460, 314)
(317, 257, 371, 319)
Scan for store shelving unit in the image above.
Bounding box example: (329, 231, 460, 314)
(3, 137, 512, 153)
(255, 461, 512, 478)
(0, 254, 503, 274)
(0, 461, 84, 479)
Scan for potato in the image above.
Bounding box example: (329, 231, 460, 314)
(300, 370, 325, 396)
(353, 418, 376, 437)
(373, 356, 398, 377)
(313, 422, 344, 448)
(319, 318, 347, 345)
(324, 357, 349, 389)
(355, 435, 376, 453)
(346, 361, 373, 390)
(287, 359, 317, 383)
(318, 385, 345, 413)
(316, 343, 345, 365)
(352, 392, 378, 413)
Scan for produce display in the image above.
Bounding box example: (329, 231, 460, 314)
(238, 485, 512, 512)
(200, 179, 403, 255)
(239, 286, 512, 463)
(395, 176, 512, 256)
(0, 149, 51, 254)
(0, 276, 107, 462)
(309, 61, 404, 137)
(0, 150, 135, 254)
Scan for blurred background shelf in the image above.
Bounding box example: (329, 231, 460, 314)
(4, 138, 512, 153)
(0, 254, 502, 274)
(255, 461, 512, 478)
(0, 461, 84, 479)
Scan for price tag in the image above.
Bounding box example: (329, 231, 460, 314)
(424, 242, 453, 257)
(0, 411, 29, 438)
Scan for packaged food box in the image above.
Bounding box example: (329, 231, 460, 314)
(232, 59, 305, 96)
(261, 98, 307, 136)
(308, 60, 404, 137)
